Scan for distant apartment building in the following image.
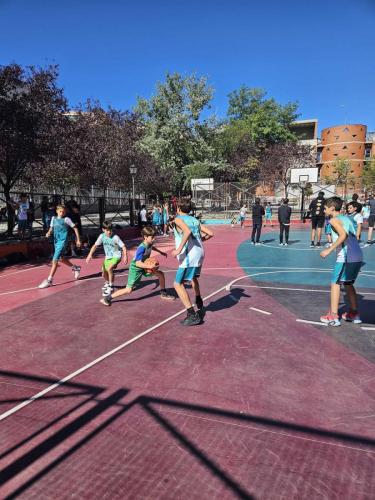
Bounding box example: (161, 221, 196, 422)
(291, 120, 375, 186)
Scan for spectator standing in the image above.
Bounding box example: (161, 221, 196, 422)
(251, 198, 265, 245)
(278, 198, 292, 245)
(366, 194, 375, 245)
(139, 205, 148, 228)
(309, 191, 325, 247)
(264, 202, 273, 227)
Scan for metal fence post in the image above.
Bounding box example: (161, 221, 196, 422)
(99, 197, 106, 227)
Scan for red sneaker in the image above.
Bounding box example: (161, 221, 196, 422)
(320, 312, 341, 326)
(342, 311, 362, 324)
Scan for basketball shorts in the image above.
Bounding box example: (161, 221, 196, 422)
(53, 239, 68, 261)
(175, 266, 201, 284)
(102, 257, 121, 272)
(311, 216, 325, 229)
(126, 262, 153, 289)
(368, 215, 375, 228)
(331, 261, 362, 285)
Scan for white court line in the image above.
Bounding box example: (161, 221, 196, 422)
(240, 285, 375, 296)
(0, 264, 48, 279)
(249, 307, 272, 315)
(163, 408, 375, 456)
(296, 319, 327, 327)
(361, 327, 375, 331)
(0, 279, 231, 422)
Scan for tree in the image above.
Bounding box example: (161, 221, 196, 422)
(362, 158, 375, 194)
(259, 142, 315, 197)
(135, 72, 218, 191)
(323, 158, 357, 199)
(0, 64, 68, 234)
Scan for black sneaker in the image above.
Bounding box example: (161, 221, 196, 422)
(310, 242, 315, 248)
(180, 313, 202, 326)
(100, 296, 112, 306)
(316, 242, 321, 247)
(195, 298, 206, 320)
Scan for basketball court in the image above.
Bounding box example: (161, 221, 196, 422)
(0, 223, 374, 499)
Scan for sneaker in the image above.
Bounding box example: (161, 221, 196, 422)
(100, 296, 112, 306)
(316, 242, 321, 247)
(39, 278, 52, 289)
(283, 243, 288, 246)
(72, 265, 81, 280)
(279, 242, 283, 246)
(160, 292, 175, 301)
(180, 312, 202, 326)
(101, 281, 110, 292)
(102, 285, 114, 296)
(310, 242, 315, 247)
(342, 311, 362, 324)
(251, 241, 255, 245)
(320, 312, 341, 326)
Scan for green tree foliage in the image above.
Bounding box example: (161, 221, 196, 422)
(0, 63, 68, 234)
(323, 158, 357, 199)
(362, 158, 375, 192)
(135, 73, 218, 191)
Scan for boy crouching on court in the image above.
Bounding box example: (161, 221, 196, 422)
(86, 221, 128, 295)
(320, 197, 363, 326)
(172, 197, 214, 326)
(100, 226, 175, 305)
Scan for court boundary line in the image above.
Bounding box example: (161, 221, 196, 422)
(240, 285, 375, 296)
(0, 277, 234, 422)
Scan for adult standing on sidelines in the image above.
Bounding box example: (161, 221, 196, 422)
(366, 194, 375, 245)
(251, 198, 265, 245)
(309, 191, 325, 247)
(278, 198, 292, 245)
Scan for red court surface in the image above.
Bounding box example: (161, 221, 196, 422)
(0, 226, 375, 499)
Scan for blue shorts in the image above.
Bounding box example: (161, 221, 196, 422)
(239, 216, 245, 221)
(331, 261, 362, 284)
(53, 240, 68, 261)
(175, 266, 201, 284)
(325, 223, 332, 235)
(265, 214, 272, 221)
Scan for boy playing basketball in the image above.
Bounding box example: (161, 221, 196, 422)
(172, 197, 214, 326)
(86, 221, 128, 295)
(100, 226, 174, 305)
(320, 197, 363, 326)
(39, 205, 82, 288)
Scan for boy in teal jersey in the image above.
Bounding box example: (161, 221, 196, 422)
(100, 226, 174, 305)
(320, 197, 363, 326)
(39, 205, 82, 288)
(172, 197, 214, 326)
(86, 221, 128, 295)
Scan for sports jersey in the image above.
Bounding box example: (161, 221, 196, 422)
(18, 201, 29, 221)
(349, 213, 363, 232)
(133, 242, 152, 262)
(174, 214, 204, 268)
(152, 209, 162, 225)
(50, 217, 75, 243)
(239, 207, 247, 218)
(95, 233, 125, 259)
(331, 215, 362, 263)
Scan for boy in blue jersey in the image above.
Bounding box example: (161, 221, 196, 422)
(100, 226, 174, 305)
(320, 197, 363, 326)
(172, 197, 214, 326)
(39, 205, 82, 288)
(86, 221, 128, 295)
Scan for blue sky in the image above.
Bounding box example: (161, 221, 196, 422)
(1, 0, 374, 133)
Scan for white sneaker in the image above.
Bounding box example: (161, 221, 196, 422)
(72, 265, 81, 280)
(39, 278, 52, 289)
(102, 281, 110, 291)
(283, 243, 288, 246)
(102, 285, 114, 296)
(279, 243, 283, 246)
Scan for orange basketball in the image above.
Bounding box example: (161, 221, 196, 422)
(144, 257, 159, 274)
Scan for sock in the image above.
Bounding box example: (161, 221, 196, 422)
(48, 276, 53, 282)
(187, 306, 195, 316)
(195, 295, 203, 309)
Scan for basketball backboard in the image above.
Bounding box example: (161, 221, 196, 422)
(290, 167, 318, 184)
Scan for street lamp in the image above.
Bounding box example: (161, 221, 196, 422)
(129, 164, 137, 226)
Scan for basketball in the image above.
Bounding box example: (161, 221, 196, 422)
(144, 257, 159, 274)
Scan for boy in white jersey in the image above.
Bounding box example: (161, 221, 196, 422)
(86, 221, 128, 295)
(346, 201, 363, 241)
(172, 197, 214, 326)
(320, 197, 363, 326)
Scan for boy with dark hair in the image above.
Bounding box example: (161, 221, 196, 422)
(251, 198, 265, 245)
(39, 205, 82, 288)
(172, 197, 214, 326)
(278, 198, 291, 245)
(100, 226, 174, 305)
(86, 221, 128, 295)
(320, 197, 363, 326)
(346, 201, 363, 241)
(309, 191, 325, 247)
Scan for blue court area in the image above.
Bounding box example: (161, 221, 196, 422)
(237, 229, 375, 289)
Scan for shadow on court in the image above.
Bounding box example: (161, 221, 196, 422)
(1, 369, 374, 499)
